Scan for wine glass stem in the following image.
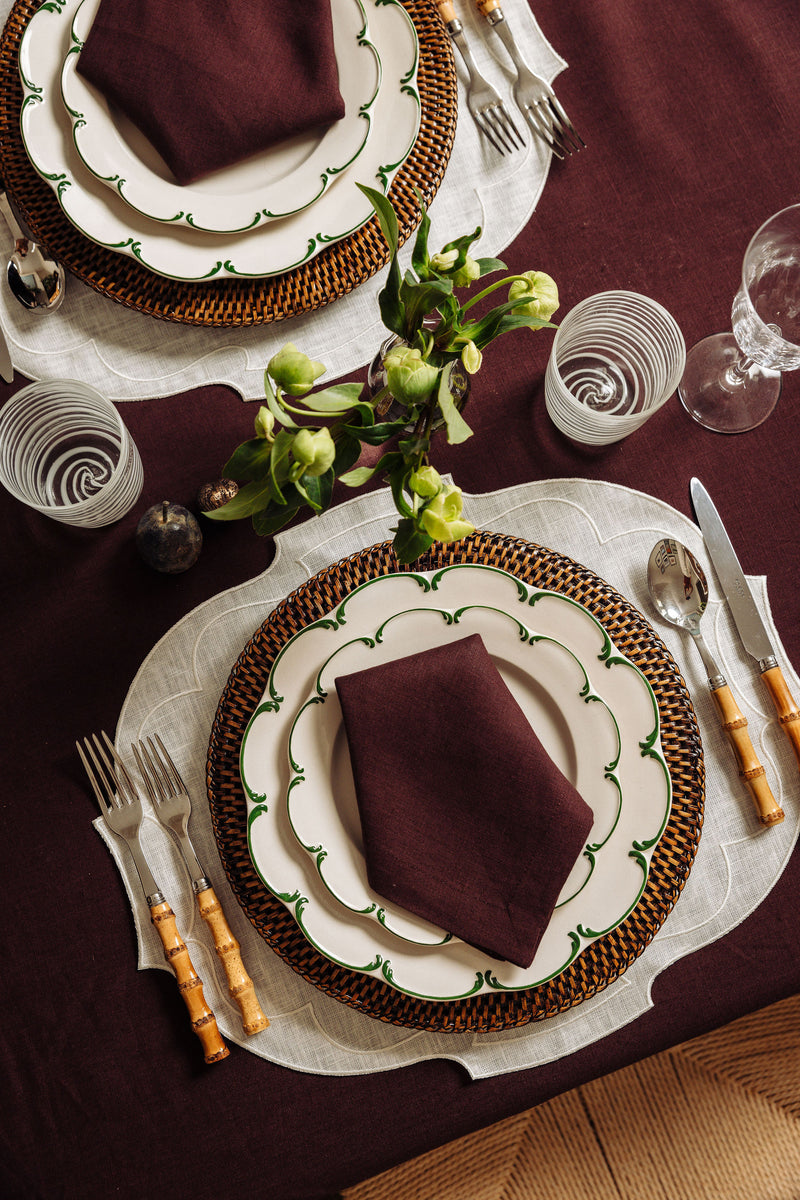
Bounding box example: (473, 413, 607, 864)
(725, 349, 756, 386)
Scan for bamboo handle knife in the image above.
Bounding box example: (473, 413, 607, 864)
(709, 682, 784, 826)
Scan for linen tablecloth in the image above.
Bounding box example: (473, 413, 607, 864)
(4, 0, 800, 1196)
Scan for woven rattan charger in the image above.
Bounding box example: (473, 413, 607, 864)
(206, 531, 705, 1034)
(0, 0, 457, 325)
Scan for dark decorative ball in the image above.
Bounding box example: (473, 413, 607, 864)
(135, 501, 203, 574)
(197, 477, 239, 511)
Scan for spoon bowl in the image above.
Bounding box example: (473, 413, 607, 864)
(647, 537, 709, 641)
(0, 191, 65, 312)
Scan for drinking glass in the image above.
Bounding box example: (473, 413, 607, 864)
(678, 204, 800, 433)
(0, 379, 143, 526)
(544, 290, 686, 445)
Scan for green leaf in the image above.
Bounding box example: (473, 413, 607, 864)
(341, 418, 406, 445)
(437, 364, 473, 444)
(295, 382, 364, 414)
(252, 503, 302, 537)
(339, 464, 380, 487)
(302, 469, 334, 513)
(357, 183, 399, 255)
(392, 518, 434, 564)
(411, 198, 431, 278)
(474, 256, 507, 277)
(221, 437, 274, 481)
(269, 429, 295, 501)
(264, 378, 298, 430)
(203, 478, 277, 521)
(332, 433, 362, 476)
(399, 275, 453, 332)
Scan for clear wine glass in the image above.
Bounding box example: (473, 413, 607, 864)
(678, 203, 800, 433)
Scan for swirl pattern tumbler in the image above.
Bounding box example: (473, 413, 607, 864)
(545, 291, 686, 445)
(0, 380, 143, 526)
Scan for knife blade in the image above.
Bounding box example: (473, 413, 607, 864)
(691, 477, 800, 771)
(0, 319, 13, 383)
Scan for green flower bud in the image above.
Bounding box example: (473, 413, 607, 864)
(383, 345, 440, 406)
(430, 249, 459, 273)
(409, 465, 443, 498)
(460, 340, 483, 375)
(419, 484, 474, 544)
(451, 254, 481, 288)
(509, 271, 560, 324)
(292, 427, 336, 476)
(268, 343, 326, 396)
(254, 405, 275, 440)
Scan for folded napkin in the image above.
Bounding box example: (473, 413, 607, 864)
(76, 0, 346, 185)
(335, 635, 594, 969)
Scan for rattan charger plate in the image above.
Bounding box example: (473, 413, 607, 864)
(206, 532, 705, 1034)
(0, 0, 457, 326)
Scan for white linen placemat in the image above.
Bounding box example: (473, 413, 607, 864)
(0, 0, 563, 401)
(102, 478, 799, 1078)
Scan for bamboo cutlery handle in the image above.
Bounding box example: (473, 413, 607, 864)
(761, 665, 800, 770)
(710, 683, 784, 827)
(196, 886, 269, 1034)
(149, 900, 230, 1063)
(434, 0, 458, 23)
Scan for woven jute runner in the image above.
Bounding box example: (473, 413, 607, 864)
(343, 991, 800, 1199)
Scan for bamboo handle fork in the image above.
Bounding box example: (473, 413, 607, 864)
(78, 733, 230, 1064)
(133, 735, 269, 1035)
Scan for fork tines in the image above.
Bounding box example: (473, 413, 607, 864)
(77, 731, 134, 814)
(133, 733, 182, 803)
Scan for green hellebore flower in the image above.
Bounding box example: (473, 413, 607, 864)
(451, 254, 481, 288)
(268, 343, 326, 396)
(384, 345, 439, 406)
(292, 427, 336, 476)
(254, 405, 275, 441)
(430, 249, 459, 273)
(508, 271, 560, 324)
(460, 340, 483, 375)
(419, 484, 475, 544)
(409, 465, 443, 498)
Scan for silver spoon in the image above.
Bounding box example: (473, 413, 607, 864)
(647, 536, 783, 827)
(0, 191, 65, 312)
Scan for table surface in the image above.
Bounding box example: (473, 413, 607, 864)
(3, 1, 800, 1198)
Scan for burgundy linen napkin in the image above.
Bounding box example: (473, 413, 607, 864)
(76, 0, 346, 185)
(335, 634, 594, 968)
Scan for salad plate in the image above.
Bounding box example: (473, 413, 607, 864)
(60, 0, 381, 235)
(283, 601, 623, 946)
(19, 0, 420, 280)
(240, 565, 672, 1001)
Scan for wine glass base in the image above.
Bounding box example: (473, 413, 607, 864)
(678, 332, 781, 433)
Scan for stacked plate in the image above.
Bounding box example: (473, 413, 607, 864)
(18, 0, 422, 281)
(239, 563, 673, 1003)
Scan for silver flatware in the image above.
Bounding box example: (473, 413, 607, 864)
(474, 0, 583, 159)
(435, 0, 524, 154)
(0, 190, 66, 312)
(647, 537, 784, 827)
(133, 734, 269, 1035)
(691, 477, 800, 771)
(77, 732, 230, 1064)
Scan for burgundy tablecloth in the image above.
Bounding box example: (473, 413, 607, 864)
(3, 1, 800, 1197)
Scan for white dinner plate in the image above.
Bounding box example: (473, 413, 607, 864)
(19, 0, 420, 280)
(284, 602, 624, 946)
(61, 0, 381, 234)
(241, 565, 672, 1001)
